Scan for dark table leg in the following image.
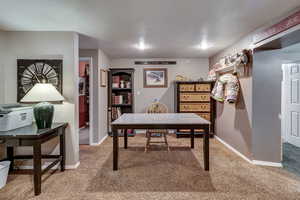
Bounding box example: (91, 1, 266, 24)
(113, 127, 119, 171)
(60, 129, 66, 172)
(33, 141, 42, 195)
(124, 129, 128, 149)
(191, 129, 194, 149)
(203, 126, 209, 171)
(7, 146, 14, 172)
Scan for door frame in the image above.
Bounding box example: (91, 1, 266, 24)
(79, 57, 93, 145)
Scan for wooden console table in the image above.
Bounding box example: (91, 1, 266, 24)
(0, 123, 68, 196)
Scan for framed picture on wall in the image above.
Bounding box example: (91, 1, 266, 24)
(17, 59, 63, 102)
(143, 68, 168, 88)
(100, 69, 107, 87)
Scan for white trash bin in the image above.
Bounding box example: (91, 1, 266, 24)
(0, 161, 10, 189)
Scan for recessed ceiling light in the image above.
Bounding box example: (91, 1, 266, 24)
(134, 39, 150, 51)
(195, 41, 212, 50)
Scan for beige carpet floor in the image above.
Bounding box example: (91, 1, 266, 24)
(1, 135, 300, 200)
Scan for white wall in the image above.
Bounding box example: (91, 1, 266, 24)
(1, 31, 79, 166)
(0, 31, 6, 104)
(98, 49, 110, 142)
(111, 58, 209, 113)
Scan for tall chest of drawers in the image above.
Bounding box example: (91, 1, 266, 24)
(174, 81, 216, 137)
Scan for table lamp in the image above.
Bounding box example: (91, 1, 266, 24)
(20, 83, 65, 129)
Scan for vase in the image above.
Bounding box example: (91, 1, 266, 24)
(34, 102, 54, 129)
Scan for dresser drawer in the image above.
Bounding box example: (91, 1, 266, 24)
(196, 113, 211, 121)
(180, 93, 210, 102)
(179, 84, 195, 91)
(195, 84, 211, 92)
(180, 103, 210, 112)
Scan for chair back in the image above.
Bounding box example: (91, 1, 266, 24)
(147, 102, 168, 114)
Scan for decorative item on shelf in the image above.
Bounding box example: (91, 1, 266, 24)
(175, 75, 189, 81)
(112, 83, 119, 88)
(120, 80, 125, 88)
(125, 81, 131, 89)
(208, 49, 252, 80)
(112, 75, 120, 88)
(20, 83, 64, 129)
(144, 68, 168, 88)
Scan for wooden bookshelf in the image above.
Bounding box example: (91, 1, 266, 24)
(108, 68, 135, 136)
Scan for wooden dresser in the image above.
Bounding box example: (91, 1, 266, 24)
(174, 81, 215, 137)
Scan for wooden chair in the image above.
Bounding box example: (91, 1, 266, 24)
(145, 102, 170, 152)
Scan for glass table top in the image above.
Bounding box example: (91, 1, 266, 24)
(0, 123, 67, 137)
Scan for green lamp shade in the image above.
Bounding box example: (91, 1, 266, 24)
(20, 83, 65, 129)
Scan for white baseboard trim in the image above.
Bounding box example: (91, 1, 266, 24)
(215, 136, 282, 167)
(91, 135, 108, 146)
(252, 160, 282, 167)
(18, 161, 80, 170)
(215, 136, 253, 164)
(66, 161, 80, 169)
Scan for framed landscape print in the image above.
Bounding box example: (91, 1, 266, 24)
(17, 59, 63, 102)
(143, 68, 168, 88)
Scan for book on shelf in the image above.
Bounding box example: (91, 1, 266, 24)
(127, 93, 132, 105)
(112, 76, 120, 88)
(112, 95, 123, 105)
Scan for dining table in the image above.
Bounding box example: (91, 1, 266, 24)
(111, 113, 211, 171)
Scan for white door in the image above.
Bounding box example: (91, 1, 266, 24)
(283, 63, 300, 147)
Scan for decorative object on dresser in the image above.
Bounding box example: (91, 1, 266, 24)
(174, 81, 216, 137)
(143, 68, 168, 88)
(17, 59, 63, 102)
(20, 83, 65, 129)
(108, 68, 135, 136)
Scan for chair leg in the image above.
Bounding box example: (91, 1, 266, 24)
(164, 133, 170, 151)
(145, 132, 151, 152)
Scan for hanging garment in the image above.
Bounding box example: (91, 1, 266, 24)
(211, 73, 239, 103)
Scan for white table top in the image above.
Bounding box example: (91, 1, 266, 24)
(112, 113, 210, 125)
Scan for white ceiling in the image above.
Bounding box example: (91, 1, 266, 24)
(0, 0, 300, 58)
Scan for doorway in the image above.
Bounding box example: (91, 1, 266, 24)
(79, 57, 93, 145)
(281, 47, 300, 176)
(252, 26, 300, 175)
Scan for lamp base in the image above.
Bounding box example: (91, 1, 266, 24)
(34, 102, 54, 129)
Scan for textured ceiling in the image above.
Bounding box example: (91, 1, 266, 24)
(0, 0, 299, 58)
